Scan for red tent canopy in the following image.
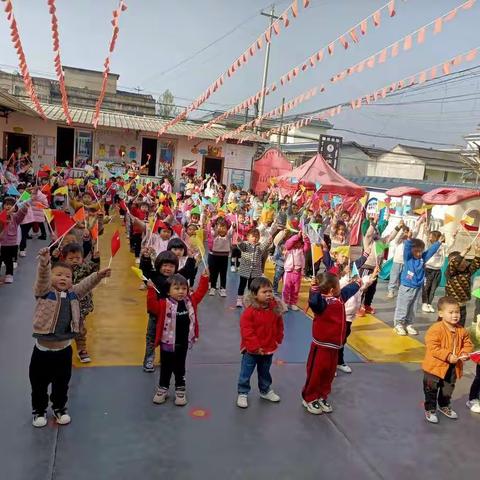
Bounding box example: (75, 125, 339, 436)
(251, 148, 292, 194)
(277, 153, 365, 197)
(422, 188, 480, 205)
(386, 186, 425, 197)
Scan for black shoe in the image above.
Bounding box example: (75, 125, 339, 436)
(38, 236, 47, 240)
(26, 235, 32, 239)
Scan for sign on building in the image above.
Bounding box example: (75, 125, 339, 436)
(319, 135, 342, 170)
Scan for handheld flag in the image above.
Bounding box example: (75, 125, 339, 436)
(90, 222, 99, 241)
(331, 246, 351, 258)
(472, 288, 480, 300)
(190, 234, 207, 269)
(6, 185, 20, 196)
(72, 207, 86, 224)
(0, 209, 7, 225)
(172, 224, 183, 237)
(132, 266, 160, 294)
(18, 190, 31, 203)
(470, 351, 480, 364)
(111, 230, 121, 257)
(462, 214, 475, 226)
(351, 263, 360, 278)
(311, 245, 324, 264)
(41, 183, 51, 194)
(53, 186, 68, 196)
(43, 209, 53, 224)
(375, 241, 388, 256)
(52, 210, 75, 238)
(444, 213, 455, 225)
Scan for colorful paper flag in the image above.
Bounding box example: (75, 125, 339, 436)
(43, 209, 53, 224)
(375, 241, 388, 256)
(472, 288, 480, 299)
(18, 190, 31, 203)
(444, 213, 455, 225)
(351, 262, 360, 277)
(131, 266, 146, 281)
(111, 230, 121, 257)
(53, 186, 68, 196)
(90, 222, 99, 241)
(52, 210, 75, 237)
(462, 214, 475, 226)
(6, 185, 20, 196)
(470, 351, 480, 364)
(331, 245, 350, 257)
(0, 209, 7, 225)
(172, 224, 183, 237)
(72, 207, 86, 223)
(41, 184, 51, 194)
(312, 244, 324, 263)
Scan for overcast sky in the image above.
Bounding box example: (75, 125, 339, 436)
(1, 0, 479, 148)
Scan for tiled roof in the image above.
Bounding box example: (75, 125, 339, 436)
(0, 89, 38, 116)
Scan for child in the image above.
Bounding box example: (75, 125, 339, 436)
(422, 230, 447, 313)
(236, 228, 272, 308)
(207, 218, 232, 297)
(0, 197, 28, 284)
(393, 237, 441, 336)
(271, 229, 293, 296)
(236, 277, 284, 408)
(129, 201, 148, 262)
(386, 222, 410, 299)
(302, 272, 361, 414)
(467, 320, 480, 413)
(29, 248, 110, 427)
(422, 296, 473, 423)
(445, 243, 480, 327)
(61, 243, 100, 363)
(147, 272, 209, 406)
(167, 237, 197, 287)
(282, 232, 310, 311)
(142, 250, 179, 372)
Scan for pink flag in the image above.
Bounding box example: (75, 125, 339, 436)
(378, 48, 387, 63)
(429, 66, 437, 80)
(433, 17, 443, 34)
(465, 48, 478, 61)
(417, 27, 426, 44)
(388, 0, 396, 17)
(349, 29, 359, 43)
(442, 62, 451, 75)
(339, 36, 348, 49)
(291, 0, 299, 17)
(367, 56, 375, 68)
(316, 49, 324, 61)
(444, 8, 458, 22)
(463, 0, 475, 9)
(272, 21, 280, 35)
(403, 34, 412, 51)
(281, 12, 290, 27)
(372, 10, 381, 27)
(391, 42, 399, 57)
(360, 19, 368, 35)
(327, 42, 335, 55)
(303, 0, 310, 7)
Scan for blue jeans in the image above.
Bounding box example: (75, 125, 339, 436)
(394, 285, 422, 326)
(237, 353, 273, 395)
(388, 262, 403, 294)
(272, 264, 284, 294)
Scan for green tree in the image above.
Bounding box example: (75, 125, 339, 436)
(158, 89, 179, 118)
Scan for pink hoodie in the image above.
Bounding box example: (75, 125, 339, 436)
(283, 233, 310, 272)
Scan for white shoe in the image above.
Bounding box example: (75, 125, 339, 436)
(386, 291, 394, 299)
(337, 364, 352, 374)
(394, 324, 407, 336)
(153, 387, 169, 404)
(19, 250, 26, 258)
(32, 413, 47, 428)
(237, 394, 248, 408)
(428, 304, 435, 313)
(53, 409, 71, 425)
(425, 410, 439, 424)
(466, 399, 480, 413)
(302, 399, 323, 415)
(174, 390, 188, 406)
(209, 288, 216, 296)
(135, 258, 140, 265)
(406, 325, 418, 335)
(290, 304, 299, 311)
(422, 303, 430, 313)
(219, 288, 227, 297)
(230, 266, 237, 273)
(13, 262, 18, 270)
(438, 406, 458, 419)
(4, 275, 13, 284)
(236, 296, 243, 308)
(260, 390, 280, 402)
(318, 398, 333, 413)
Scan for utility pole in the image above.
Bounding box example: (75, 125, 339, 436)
(277, 97, 285, 147)
(257, 5, 279, 131)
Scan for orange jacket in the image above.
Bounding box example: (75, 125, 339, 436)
(422, 321, 473, 379)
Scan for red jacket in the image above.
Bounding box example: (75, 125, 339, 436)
(147, 275, 209, 347)
(240, 295, 284, 354)
(131, 206, 147, 234)
(308, 282, 360, 349)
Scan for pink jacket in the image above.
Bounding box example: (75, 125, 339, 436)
(31, 191, 49, 223)
(283, 233, 310, 272)
(21, 205, 35, 225)
(0, 206, 28, 246)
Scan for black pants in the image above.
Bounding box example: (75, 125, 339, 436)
(159, 345, 188, 390)
(231, 246, 241, 267)
(422, 268, 441, 304)
(20, 222, 33, 251)
(208, 253, 228, 289)
(37, 221, 47, 239)
(29, 345, 72, 414)
(0, 245, 18, 275)
(131, 232, 143, 259)
(360, 267, 377, 307)
(423, 365, 456, 412)
(469, 364, 480, 401)
(460, 305, 467, 327)
(337, 322, 352, 365)
(238, 276, 254, 296)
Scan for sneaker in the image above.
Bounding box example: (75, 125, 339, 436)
(318, 398, 333, 413)
(4, 275, 13, 284)
(153, 387, 169, 404)
(135, 258, 140, 265)
(19, 250, 26, 257)
(386, 291, 394, 299)
(290, 304, 299, 311)
(438, 406, 458, 419)
(230, 266, 237, 273)
(422, 303, 430, 313)
(260, 390, 281, 402)
(406, 325, 418, 335)
(13, 262, 18, 270)
(143, 361, 155, 373)
(302, 399, 323, 415)
(466, 399, 480, 413)
(174, 390, 188, 406)
(337, 364, 352, 374)
(77, 350, 91, 363)
(219, 288, 227, 297)
(209, 288, 216, 296)
(237, 394, 248, 408)
(32, 412, 47, 428)
(364, 305, 375, 315)
(53, 408, 71, 425)
(428, 304, 435, 313)
(425, 410, 439, 424)
(394, 324, 407, 336)
(236, 296, 243, 308)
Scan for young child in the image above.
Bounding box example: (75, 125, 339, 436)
(129, 201, 148, 262)
(445, 243, 480, 327)
(282, 232, 310, 311)
(236, 228, 272, 308)
(236, 277, 284, 408)
(207, 218, 232, 297)
(422, 296, 473, 423)
(147, 271, 209, 406)
(29, 248, 110, 427)
(302, 272, 361, 414)
(61, 243, 100, 363)
(142, 250, 179, 372)
(467, 320, 480, 413)
(393, 237, 441, 336)
(271, 229, 293, 297)
(167, 237, 197, 287)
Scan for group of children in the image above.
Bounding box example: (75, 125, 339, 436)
(1, 163, 480, 428)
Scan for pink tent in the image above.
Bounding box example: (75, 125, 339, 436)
(251, 148, 292, 194)
(277, 153, 365, 197)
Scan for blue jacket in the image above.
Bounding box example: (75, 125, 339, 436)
(400, 239, 441, 289)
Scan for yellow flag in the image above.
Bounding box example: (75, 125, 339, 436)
(312, 244, 324, 263)
(359, 195, 368, 207)
(74, 178, 83, 186)
(170, 193, 177, 208)
(158, 192, 166, 202)
(444, 213, 455, 225)
(190, 235, 206, 261)
(227, 202, 237, 213)
(331, 245, 350, 257)
(53, 186, 68, 196)
(378, 201, 386, 209)
(269, 177, 277, 186)
(196, 229, 204, 244)
(43, 208, 53, 223)
(463, 214, 475, 225)
(414, 207, 425, 215)
(131, 266, 145, 281)
(124, 182, 132, 193)
(136, 185, 144, 194)
(156, 205, 163, 215)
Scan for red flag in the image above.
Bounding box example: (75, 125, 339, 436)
(172, 224, 183, 237)
(72, 207, 86, 223)
(470, 351, 480, 363)
(90, 222, 99, 241)
(0, 209, 7, 225)
(111, 230, 121, 257)
(52, 210, 75, 237)
(41, 183, 51, 194)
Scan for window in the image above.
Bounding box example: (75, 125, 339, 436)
(159, 140, 175, 165)
(75, 130, 93, 167)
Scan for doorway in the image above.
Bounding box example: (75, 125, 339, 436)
(3, 132, 31, 159)
(56, 127, 75, 166)
(203, 156, 224, 183)
(141, 137, 157, 176)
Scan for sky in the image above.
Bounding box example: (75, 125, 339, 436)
(0, 0, 479, 149)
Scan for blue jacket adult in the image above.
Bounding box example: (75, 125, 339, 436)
(400, 239, 441, 289)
